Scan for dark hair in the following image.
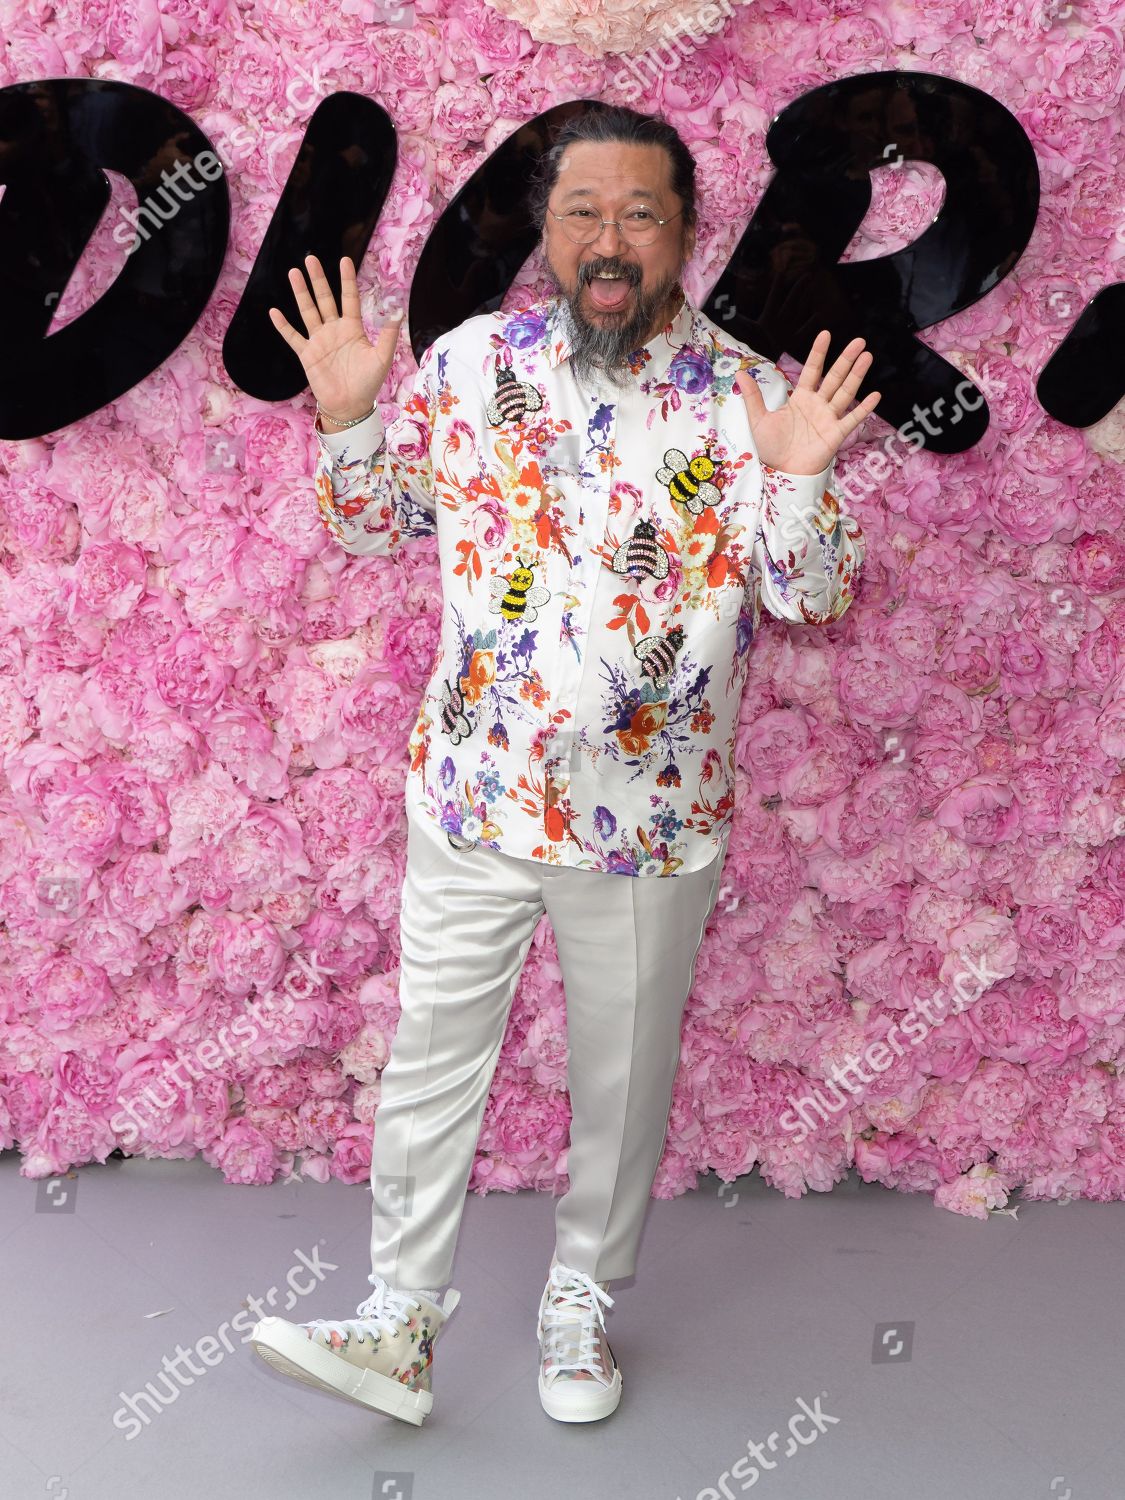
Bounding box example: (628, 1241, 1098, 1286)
(527, 105, 697, 234)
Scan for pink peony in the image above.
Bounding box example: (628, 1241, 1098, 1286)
(35, 956, 115, 1032)
(329, 1121, 373, 1184)
(932, 1165, 1011, 1219)
(68, 543, 147, 621)
(204, 1118, 282, 1185)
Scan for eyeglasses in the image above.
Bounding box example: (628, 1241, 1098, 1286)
(548, 205, 683, 247)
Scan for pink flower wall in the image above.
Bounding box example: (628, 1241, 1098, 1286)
(2, 0, 1125, 1219)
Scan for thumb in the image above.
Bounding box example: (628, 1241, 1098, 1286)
(373, 311, 404, 374)
(735, 366, 766, 425)
(376, 309, 404, 349)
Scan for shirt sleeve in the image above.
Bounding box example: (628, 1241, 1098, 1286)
(748, 366, 866, 628)
(312, 337, 440, 557)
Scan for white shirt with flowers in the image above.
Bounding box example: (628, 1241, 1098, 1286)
(313, 292, 865, 877)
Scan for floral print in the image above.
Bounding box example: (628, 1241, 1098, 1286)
(314, 294, 865, 876)
(309, 1310, 436, 1391)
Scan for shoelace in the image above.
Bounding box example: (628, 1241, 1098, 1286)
(539, 1265, 614, 1379)
(305, 1273, 422, 1346)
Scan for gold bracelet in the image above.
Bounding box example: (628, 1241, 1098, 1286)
(316, 401, 375, 429)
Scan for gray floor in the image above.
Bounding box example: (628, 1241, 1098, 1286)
(1, 1149, 1121, 1500)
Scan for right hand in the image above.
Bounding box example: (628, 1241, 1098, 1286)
(268, 253, 403, 425)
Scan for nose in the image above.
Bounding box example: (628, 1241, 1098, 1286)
(589, 218, 628, 255)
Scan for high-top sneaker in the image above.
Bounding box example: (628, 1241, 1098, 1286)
(250, 1273, 461, 1425)
(536, 1252, 623, 1422)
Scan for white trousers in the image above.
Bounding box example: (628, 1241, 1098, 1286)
(368, 790, 728, 1289)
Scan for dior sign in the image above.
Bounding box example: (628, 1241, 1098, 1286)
(0, 73, 1117, 442)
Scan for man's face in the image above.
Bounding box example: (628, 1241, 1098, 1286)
(541, 140, 696, 388)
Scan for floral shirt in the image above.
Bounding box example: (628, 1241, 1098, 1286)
(313, 292, 865, 877)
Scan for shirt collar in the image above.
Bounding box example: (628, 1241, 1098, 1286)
(542, 289, 698, 384)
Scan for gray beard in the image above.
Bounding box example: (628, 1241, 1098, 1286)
(546, 263, 684, 390)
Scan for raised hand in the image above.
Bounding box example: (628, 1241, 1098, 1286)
(268, 254, 403, 425)
(735, 330, 882, 476)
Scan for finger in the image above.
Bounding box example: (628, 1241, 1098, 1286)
(267, 304, 307, 354)
(837, 389, 882, 438)
(816, 337, 870, 403)
(304, 253, 341, 324)
(825, 349, 875, 415)
(735, 366, 765, 422)
(793, 328, 831, 390)
(375, 316, 403, 358)
(338, 256, 362, 323)
(373, 297, 405, 336)
(382, 291, 407, 326)
(286, 263, 324, 334)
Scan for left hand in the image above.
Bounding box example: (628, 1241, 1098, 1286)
(735, 330, 882, 476)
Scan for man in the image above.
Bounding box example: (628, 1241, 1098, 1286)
(250, 106, 879, 1427)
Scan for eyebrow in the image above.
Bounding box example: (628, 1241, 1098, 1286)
(560, 186, 665, 201)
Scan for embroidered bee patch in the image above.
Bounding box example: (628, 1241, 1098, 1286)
(657, 446, 722, 514)
(634, 625, 685, 689)
(488, 560, 551, 623)
(440, 677, 473, 743)
(486, 365, 544, 426)
(611, 518, 670, 581)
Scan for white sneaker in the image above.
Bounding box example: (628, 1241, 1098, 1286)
(250, 1273, 461, 1425)
(536, 1254, 623, 1422)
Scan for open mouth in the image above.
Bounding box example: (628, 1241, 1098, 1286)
(584, 273, 635, 311)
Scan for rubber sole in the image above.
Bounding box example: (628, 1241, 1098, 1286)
(250, 1317, 433, 1425)
(537, 1338, 623, 1422)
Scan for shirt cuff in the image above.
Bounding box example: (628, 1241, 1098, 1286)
(314, 406, 386, 457)
(764, 459, 833, 487)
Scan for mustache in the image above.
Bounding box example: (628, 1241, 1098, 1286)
(577, 258, 642, 287)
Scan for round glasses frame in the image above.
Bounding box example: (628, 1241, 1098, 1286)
(547, 206, 684, 247)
